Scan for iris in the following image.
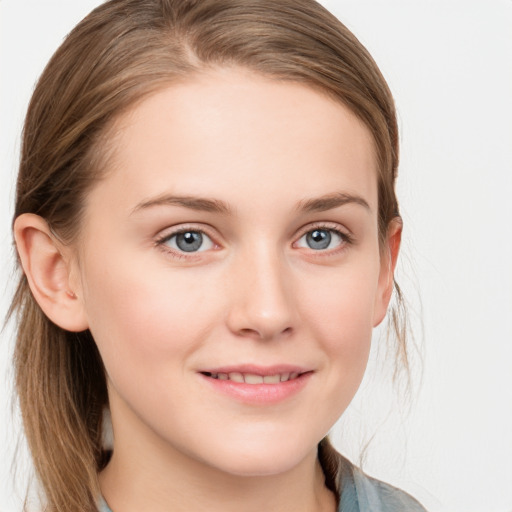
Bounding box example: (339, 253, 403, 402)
(306, 230, 331, 250)
(175, 231, 203, 252)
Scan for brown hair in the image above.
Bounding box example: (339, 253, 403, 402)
(10, 0, 405, 510)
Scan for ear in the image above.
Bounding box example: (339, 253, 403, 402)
(373, 218, 402, 327)
(13, 213, 89, 332)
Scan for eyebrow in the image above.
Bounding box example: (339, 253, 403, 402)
(131, 191, 370, 216)
(131, 195, 232, 215)
(296, 192, 371, 213)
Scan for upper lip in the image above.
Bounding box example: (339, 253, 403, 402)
(198, 364, 312, 376)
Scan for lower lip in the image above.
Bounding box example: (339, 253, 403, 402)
(199, 372, 313, 404)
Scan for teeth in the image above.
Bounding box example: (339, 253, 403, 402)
(244, 374, 264, 384)
(208, 372, 301, 384)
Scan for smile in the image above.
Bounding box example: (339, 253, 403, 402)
(199, 366, 313, 404)
(202, 371, 301, 384)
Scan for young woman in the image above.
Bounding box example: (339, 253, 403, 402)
(10, 0, 426, 510)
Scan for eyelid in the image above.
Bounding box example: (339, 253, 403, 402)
(294, 222, 353, 242)
(154, 224, 221, 257)
(292, 222, 354, 251)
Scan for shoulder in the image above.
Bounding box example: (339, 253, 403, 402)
(336, 454, 427, 512)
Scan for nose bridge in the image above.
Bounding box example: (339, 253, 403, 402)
(226, 241, 296, 339)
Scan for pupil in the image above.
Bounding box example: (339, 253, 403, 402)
(307, 229, 331, 250)
(176, 231, 202, 252)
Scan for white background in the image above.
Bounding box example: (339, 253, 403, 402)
(1, 1, 511, 511)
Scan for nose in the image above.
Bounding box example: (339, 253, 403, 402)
(225, 246, 297, 341)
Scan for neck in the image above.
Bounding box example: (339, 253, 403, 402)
(100, 448, 335, 512)
(99, 402, 336, 512)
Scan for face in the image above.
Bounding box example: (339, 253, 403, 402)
(73, 67, 394, 477)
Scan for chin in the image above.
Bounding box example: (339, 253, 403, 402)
(207, 453, 308, 478)
(196, 432, 318, 478)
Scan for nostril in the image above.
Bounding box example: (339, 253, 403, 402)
(237, 328, 260, 338)
(235, 325, 294, 340)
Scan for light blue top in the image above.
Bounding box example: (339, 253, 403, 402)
(98, 454, 426, 512)
(336, 455, 426, 512)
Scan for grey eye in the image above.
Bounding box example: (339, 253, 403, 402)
(166, 231, 214, 253)
(307, 229, 330, 250)
(297, 229, 344, 251)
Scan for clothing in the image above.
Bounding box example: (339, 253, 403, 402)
(98, 453, 426, 512)
(336, 454, 427, 512)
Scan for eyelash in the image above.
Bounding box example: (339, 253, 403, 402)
(154, 223, 354, 260)
(294, 223, 354, 255)
(154, 226, 216, 260)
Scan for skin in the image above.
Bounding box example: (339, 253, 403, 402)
(14, 67, 401, 512)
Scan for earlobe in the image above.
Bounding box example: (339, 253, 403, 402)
(373, 218, 402, 327)
(13, 213, 89, 332)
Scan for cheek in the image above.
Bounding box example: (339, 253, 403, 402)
(284, 275, 375, 438)
(80, 251, 219, 386)
(301, 258, 379, 338)
(297, 257, 380, 379)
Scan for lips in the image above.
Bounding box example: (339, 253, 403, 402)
(198, 365, 313, 404)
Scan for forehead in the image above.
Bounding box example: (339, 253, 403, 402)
(85, 67, 377, 219)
